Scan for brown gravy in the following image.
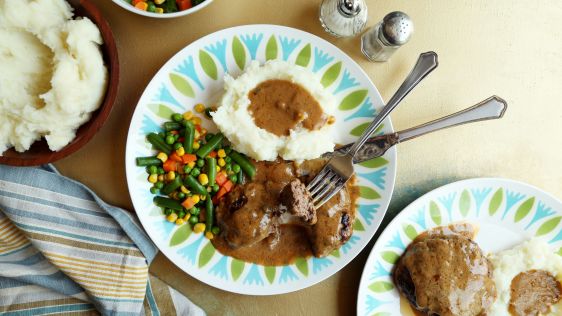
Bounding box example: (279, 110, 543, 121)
(248, 79, 327, 136)
(211, 159, 357, 266)
(509, 269, 562, 316)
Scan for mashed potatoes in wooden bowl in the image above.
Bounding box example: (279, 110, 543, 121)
(212, 60, 336, 162)
(0, 0, 108, 157)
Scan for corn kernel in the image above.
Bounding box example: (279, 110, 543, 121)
(193, 223, 206, 233)
(183, 213, 191, 221)
(205, 231, 214, 240)
(194, 103, 205, 113)
(166, 213, 178, 222)
(217, 149, 226, 158)
(170, 192, 178, 200)
(192, 117, 202, 125)
(180, 185, 190, 194)
(157, 152, 168, 163)
(175, 218, 185, 225)
(200, 194, 206, 201)
(154, 7, 164, 13)
(191, 195, 200, 204)
(183, 111, 194, 120)
(175, 147, 185, 156)
(194, 130, 200, 140)
(218, 158, 226, 167)
(198, 174, 209, 186)
(154, 0, 165, 4)
(148, 174, 158, 183)
(327, 115, 336, 125)
(193, 142, 200, 150)
(216, 166, 221, 172)
(157, 175, 164, 182)
(166, 171, 176, 181)
(200, 128, 207, 136)
(187, 161, 196, 169)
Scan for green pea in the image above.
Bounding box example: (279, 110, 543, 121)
(224, 156, 232, 163)
(225, 163, 232, 172)
(212, 184, 220, 192)
(211, 226, 220, 235)
(178, 211, 186, 218)
(189, 215, 199, 224)
(228, 175, 237, 183)
(155, 181, 164, 189)
(165, 135, 175, 145)
(147, 1, 156, 12)
(190, 168, 201, 177)
(173, 142, 182, 150)
(190, 207, 200, 216)
(232, 164, 241, 173)
(177, 192, 186, 200)
(183, 165, 192, 174)
(172, 113, 183, 122)
(150, 187, 159, 194)
(149, 165, 159, 174)
(196, 159, 205, 168)
(164, 208, 173, 216)
(157, 167, 165, 175)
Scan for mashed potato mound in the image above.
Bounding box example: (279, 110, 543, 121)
(0, 0, 107, 153)
(488, 238, 562, 315)
(212, 60, 336, 162)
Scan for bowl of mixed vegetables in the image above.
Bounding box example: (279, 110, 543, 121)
(135, 105, 255, 240)
(112, 0, 211, 18)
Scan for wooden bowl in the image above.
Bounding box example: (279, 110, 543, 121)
(0, 0, 119, 166)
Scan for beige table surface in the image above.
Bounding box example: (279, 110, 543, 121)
(55, 0, 562, 314)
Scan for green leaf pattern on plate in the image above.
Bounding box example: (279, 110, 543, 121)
(198, 242, 215, 268)
(354, 218, 366, 231)
(489, 188, 503, 216)
(381, 251, 399, 264)
(459, 190, 471, 217)
(368, 281, 394, 293)
(169, 225, 191, 246)
(148, 104, 174, 120)
(339, 90, 368, 111)
(169, 73, 195, 97)
(429, 201, 442, 225)
(265, 35, 278, 61)
(403, 224, 417, 240)
(331, 249, 341, 258)
(350, 123, 384, 137)
(514, 197, 535, 222)
(265, 266, 276, 284)
(232, 36, 246, 70)
(359, 157, 388, 169)
(321, 62, 342, 88)
(295, 257, 309, 276)
(359, 186, 381, 200)
(295, 44, 311, 67)
(231, 259, 244, 281)
(536, 216, 561, 236)
(199, 50, 218, 80)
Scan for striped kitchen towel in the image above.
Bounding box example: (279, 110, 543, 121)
(0, 164, 205, 316)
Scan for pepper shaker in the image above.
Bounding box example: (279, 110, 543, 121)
(319, 0, 367, 38)
(361, 11, 413, 62)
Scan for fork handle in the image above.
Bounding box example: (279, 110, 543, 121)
(397, 95, 507, 142)
(347, 51, 439, 157)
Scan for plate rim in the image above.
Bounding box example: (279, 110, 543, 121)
(356, 176, 562, 314)
(125, 24, 397, 295)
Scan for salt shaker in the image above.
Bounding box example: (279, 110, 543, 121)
(361, 11, 413, 62)
(319, 0, 367, 38)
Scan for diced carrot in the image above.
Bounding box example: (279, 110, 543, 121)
(215, 187, 228, 200)
(178, 0, 192, 10)
(134, 1, 148, 10)
(163, 160, 178, 172)
(208, 151, 217, 158)
(222, 180, 234, 192)
(195, 125, 202, 132)
(181, 197, 196, 209)
(170, 130, 179, 135)
(169, 152, 182, 162)
(132, 0, 143, 5)
(181, 153, 197, 164)
(215, 171, 227, 186)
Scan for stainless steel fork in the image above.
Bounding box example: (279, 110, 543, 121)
(306, 51, 439, 209)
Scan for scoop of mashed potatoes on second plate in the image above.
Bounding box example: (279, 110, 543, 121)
(0, 0, 107, 154)
(212, 60, 336, 162)
(488, 238, 562, 316)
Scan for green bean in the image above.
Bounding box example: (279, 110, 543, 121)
(206, 157, 216, 185)
(160, 177, 182, 195)
(172, 113, 183, 122)
(196, 133, 224, 158)
(154, 196, 183, 211)
(205, 195, 213, 232)
(183, 121, 195, 154)
(147, 133, 172, 154)
(136, 156, 162, 166)
(163, 121, 182, 131)
(237, 170, 245, 184)
(229, 151, 256, 179)
(183, 175, 207, 195)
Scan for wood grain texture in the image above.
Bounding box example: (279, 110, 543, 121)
(52, 0, 562, 315)
(0, 0, 119, 166)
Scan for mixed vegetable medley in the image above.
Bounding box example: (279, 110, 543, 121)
(125, 0, 206, 13)
(136, 105, 255, 240)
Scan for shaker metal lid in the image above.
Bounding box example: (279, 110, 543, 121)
(337, 0, 362, 17)
(382, 11, 413, 45)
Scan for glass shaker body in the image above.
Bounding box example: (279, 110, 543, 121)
(319, 0, 367, 38)
(361, 22, 400, 62)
